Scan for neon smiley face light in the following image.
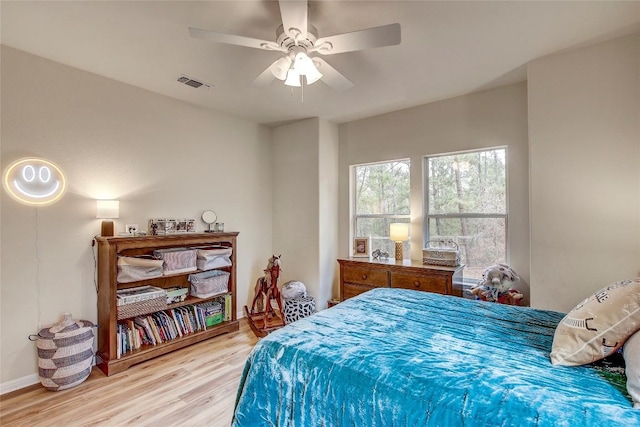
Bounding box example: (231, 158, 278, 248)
(3, 158, 67, 206)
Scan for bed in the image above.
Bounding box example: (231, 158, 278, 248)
(232, 288, 640, 426)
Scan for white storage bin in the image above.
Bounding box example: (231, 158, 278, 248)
(117, 256, 164, 283)
(196, 247, 232, 271)
(189, 270, 230, 298)
(153, 248, 197, 274)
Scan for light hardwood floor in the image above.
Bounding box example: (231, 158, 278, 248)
(0, 319, 258, 427)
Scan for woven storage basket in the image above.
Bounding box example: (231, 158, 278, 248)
(117, 297, 167, 320)
(34, 313, 95, 391)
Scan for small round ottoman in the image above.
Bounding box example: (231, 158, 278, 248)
(283, 296, 316, 324)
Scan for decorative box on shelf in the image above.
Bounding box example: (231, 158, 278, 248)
(166, 286, 188, 304)
(422, 240, 461, 267)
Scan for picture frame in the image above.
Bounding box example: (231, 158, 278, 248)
(125, 224, 138, 235)
(165, 219, 177, 234)
(148, 219, 164, 235)
(176, 219, 188, 233)
(353, 237, 370, 258)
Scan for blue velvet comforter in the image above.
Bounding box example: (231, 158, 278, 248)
(232, 288, 640, 426)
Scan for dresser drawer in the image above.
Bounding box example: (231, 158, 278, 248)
(343, 266, 388, 287)
(342, 283, 377, 300)
(391, 272, 448, 294)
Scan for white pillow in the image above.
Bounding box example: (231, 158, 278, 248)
(550, 278, 640, 366)
(624, 330, 640, 409)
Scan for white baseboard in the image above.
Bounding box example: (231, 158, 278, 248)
(0, 374, 40, 395)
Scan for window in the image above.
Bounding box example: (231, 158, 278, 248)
(424, 148, 507, 280)
(353, 160, 410, 257)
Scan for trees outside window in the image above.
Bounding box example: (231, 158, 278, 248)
(425, 148, 507, 280)
(353, 160, 410, 257)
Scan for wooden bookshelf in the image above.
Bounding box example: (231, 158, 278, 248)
(96, 233, 240, 376)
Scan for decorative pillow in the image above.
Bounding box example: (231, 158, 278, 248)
(550, 278, 640, 366)
(624, 330, 640, 408)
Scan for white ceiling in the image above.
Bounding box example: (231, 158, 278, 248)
(2, 1, 639, 126)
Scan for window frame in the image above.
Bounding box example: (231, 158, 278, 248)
(423, 147, 509, 280)
(351, 159, 411, 254)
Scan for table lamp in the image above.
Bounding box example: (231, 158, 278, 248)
(96, 200, 119, 237)
(389, 223, 409, 260)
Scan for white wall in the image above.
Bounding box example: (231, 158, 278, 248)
(272, 118, 339, 308)
(338, 83, 530, 299)
(0, 46, 273, 387)
(272, 119, 320, 298)
(528, 33, 640, 312)
(318, 119, 340, 304)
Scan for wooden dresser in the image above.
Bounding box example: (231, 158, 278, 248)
(338, 258, 464, 301)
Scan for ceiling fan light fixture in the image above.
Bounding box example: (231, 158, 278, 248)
(292, 52, 322, 85)
(190, 1, 401, 91)
(270, 56, 292, 81)
(284, 68, 301, 87)
(303, 64, 322, 85)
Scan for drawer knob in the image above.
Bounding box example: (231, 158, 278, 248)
(413, 281, 421, 288)
(361, 274, 368, 280)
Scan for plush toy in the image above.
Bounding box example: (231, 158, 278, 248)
(466, 263, 523, 305)
(281, 280, 307, 300)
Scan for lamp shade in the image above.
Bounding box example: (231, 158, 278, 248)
(389, 223, 409, 242)
(295, 53, 323, 85)
(284, 67, 301, 87)
(96, 200, 119, 219)
(270, 56, 292, 81)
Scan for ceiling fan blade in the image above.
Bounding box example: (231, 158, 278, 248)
(314, 23, 401, 55)
(278, 0, 308, 41)
(313, 58, 353, 91)
(251, 56, 293, 87)
(189, 27, 282, 51)
(251, 65, 277, 87)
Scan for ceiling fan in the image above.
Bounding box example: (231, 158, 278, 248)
(189, 0, 401, 90)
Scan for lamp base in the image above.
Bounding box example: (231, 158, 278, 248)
(101, 220, 115, 237)
(395, 241, 403, 260)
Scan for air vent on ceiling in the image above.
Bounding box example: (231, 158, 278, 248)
(177, 75, 212, 90)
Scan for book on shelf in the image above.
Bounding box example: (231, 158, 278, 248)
(169, 309, 183, 337)
(116, 300, 232, 357)
(147, 315, 163, 344)
(134, 317, 156, 346)
(117, 285, 166, 306)
(192, 305, 201, 331)
(224, 294, 232, 321)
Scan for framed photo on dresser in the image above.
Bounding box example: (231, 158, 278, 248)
(353, 237, 370, 258)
